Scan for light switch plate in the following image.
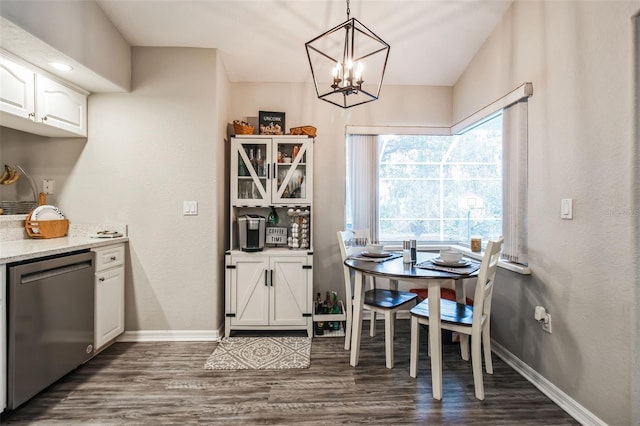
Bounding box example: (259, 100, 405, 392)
(183, 201, 198, 216)
(561, 198, 573, 220)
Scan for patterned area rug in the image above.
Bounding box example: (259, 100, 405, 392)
(204, 336, 311, 370)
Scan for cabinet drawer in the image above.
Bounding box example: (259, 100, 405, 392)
(93, 244, 125, 272)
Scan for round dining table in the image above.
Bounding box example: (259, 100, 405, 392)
(344, 251, 480, 400)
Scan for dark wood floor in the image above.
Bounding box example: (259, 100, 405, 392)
(2, 320, 579, 425)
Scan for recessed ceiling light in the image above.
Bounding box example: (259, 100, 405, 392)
(50, 62, 73, 72)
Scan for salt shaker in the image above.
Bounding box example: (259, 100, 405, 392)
(410, 240, 417, 263)
(403, 241, 412, 264)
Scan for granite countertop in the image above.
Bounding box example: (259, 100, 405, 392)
(0, 216, 129, 264)
(0, 235, 129, 264)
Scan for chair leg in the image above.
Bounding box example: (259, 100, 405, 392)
(370, 311, 377, 337)
(482, 322, 493, 374)
(410, 316, 420, 378)
(384, 311, 394, 368)
(459, 334, 470, 361)
(471, 331, 485, 400)
(344, 299, 353, 351)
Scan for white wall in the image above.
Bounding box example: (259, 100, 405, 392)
(1, 47, 227, 336)
(454, 2, 639, 424)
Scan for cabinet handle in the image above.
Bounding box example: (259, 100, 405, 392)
(264, 270, 268, 286)
(270, 269, 274, 286)
(28, 112, 35, 120)
(266, 163, 270, 179)
(99, 277, 105, 282)
(110, 256, 117, 261)
(42, 116, 48, 121)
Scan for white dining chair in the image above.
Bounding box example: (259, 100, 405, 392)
(337, 229, 418, 368)
(409, 237, 504, 400)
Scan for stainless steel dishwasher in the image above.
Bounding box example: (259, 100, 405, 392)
(7, 250, 94, 410)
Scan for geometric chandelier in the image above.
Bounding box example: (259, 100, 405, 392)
(305, 0, 390, 109)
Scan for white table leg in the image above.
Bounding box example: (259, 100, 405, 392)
(428, 281, 442, 400)
(350, 270, 365, 367)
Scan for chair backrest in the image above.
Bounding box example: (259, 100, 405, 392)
(337, 229, 371, 261)
(471, 238, 504, 328)
(337, 229, 372, 297)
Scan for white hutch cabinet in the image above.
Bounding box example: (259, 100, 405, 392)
(225, 135, 314, 337)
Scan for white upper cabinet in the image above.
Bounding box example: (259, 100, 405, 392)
(35, 74, 87, 136)
(0, 52, 88, 137)
(0, 57, 35, 119)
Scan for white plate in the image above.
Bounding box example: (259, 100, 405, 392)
(361, 251, 393, 258)
(32, 205, 65, 221)
(431, 258, 470, 267)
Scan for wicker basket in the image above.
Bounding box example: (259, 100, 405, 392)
(25, 215, 69, 239)
(233, 122, 254, 135)
(290, 126, 317, 137)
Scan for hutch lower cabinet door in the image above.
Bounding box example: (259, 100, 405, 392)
(225, 252, 313, 337)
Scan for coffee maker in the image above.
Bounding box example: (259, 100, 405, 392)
(238, 215, 266, 251)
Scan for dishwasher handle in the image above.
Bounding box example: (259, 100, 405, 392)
(21, 260, 93, 284)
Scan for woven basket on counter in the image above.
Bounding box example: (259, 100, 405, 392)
(24, 193, 68, 239)
(25, 216, 69, 239)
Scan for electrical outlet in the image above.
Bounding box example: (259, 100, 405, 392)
(542, 313, 552, 333)
(43, 179, 54, 195)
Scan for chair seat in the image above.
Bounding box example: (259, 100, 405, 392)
(410, 298, 474, 326)
(365, 289, 418, 309)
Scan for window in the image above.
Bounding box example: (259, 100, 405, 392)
(345, 83, 532, 264)
(346, 114, 503, 245)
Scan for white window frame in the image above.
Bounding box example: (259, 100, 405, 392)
(345, 83, 533, 274)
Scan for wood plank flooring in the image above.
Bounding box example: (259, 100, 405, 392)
(1, 320, 579, 425)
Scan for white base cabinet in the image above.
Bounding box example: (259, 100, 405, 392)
(0, 51, 88, 137)
(93, 244, 125, 351)
(225, 250, 313, 337)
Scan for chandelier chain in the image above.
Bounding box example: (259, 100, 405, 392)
(346, 0, 350, 19)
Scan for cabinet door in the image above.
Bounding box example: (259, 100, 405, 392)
(231, 138, 272, 206)
(272, 138, 313, 205)
(229, 256, 270, 326)
(269, 256, 310, 326)
(0, 54, 35, 119)
(36, 74, 87, 136)
(95, 267, 125, 350)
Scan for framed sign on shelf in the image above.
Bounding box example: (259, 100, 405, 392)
(259, 111, 285, 135)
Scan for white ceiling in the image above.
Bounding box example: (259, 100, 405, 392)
(96, 0, 513, 87)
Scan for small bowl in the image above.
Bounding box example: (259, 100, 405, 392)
(439, 250, 462, 263)
(283, 156, 292, 163)
(366, 244, 384, 254)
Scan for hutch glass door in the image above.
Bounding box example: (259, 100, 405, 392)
(233, 139, 271, 205)
(272, 139, 313, 205)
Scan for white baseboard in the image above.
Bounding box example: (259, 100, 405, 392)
(117, 329, 223, 343)
(491, 340, 606, 426)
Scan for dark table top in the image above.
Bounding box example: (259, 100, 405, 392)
(344, 251, 479, 281)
